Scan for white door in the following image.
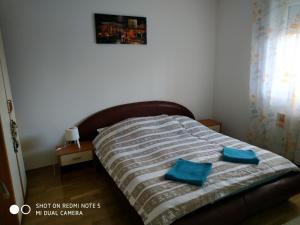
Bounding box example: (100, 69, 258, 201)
(0, 29, 27, 223)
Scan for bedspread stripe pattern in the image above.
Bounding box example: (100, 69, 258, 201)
(93, 115, 299, 225)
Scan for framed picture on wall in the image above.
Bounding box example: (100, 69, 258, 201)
(94, 13, 147, 45)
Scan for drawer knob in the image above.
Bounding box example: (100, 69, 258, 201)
(72, 156, 82, 160)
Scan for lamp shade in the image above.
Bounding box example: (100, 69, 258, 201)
(65, 127, 80, 141)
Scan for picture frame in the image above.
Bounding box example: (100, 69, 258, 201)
(94, 13, 147, 45)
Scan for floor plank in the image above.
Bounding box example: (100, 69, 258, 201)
(22, 165, 300, 225)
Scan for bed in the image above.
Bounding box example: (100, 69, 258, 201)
(78, 101, 300, 225)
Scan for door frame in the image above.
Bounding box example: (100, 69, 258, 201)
(0, 119, 19, 225)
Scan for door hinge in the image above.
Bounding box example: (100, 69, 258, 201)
(7, 100, 13, 113)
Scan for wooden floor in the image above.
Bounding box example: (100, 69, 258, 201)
(23, 164, 300, 225)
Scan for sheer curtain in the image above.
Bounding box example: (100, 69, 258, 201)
(249, 0, 300, 163)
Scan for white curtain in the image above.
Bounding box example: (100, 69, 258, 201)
(249, 0, 300, 163)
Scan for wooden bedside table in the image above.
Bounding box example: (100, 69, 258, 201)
(56, 141, 94, 172)
(199, 119, 222, 132)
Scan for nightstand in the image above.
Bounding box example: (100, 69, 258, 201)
(199, 119, 222, 132)
(56, 141, 94, 172)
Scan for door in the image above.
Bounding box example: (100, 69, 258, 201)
(0, 29, 26, 223)
(0, 31, 26, 194)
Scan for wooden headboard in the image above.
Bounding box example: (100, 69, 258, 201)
(78, 101, 194, 141)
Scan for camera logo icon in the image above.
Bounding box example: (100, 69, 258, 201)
(9, 204, 31, 215)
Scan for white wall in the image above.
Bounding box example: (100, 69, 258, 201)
(213, 0, 252, 140)
(0, 0, 216, 170)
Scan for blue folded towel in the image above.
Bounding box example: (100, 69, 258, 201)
(165, 159, 212, 186)
(223, 147, 259, 165)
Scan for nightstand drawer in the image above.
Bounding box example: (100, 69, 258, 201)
(209, 125, 221, 132)
(199, 119, 222, 133)
(60, 151, 93, 166)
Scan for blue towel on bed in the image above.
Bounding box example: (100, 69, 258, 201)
(223, 147, 259, 165)
(165, 159, 212, 186)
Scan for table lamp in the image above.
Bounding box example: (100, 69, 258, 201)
(65, 127, 80, 149)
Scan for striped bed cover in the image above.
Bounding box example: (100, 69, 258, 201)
(93, 115, 299, 225)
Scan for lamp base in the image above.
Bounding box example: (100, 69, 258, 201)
(65, 140, 81, 149)
(75, 140, 81, 149)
